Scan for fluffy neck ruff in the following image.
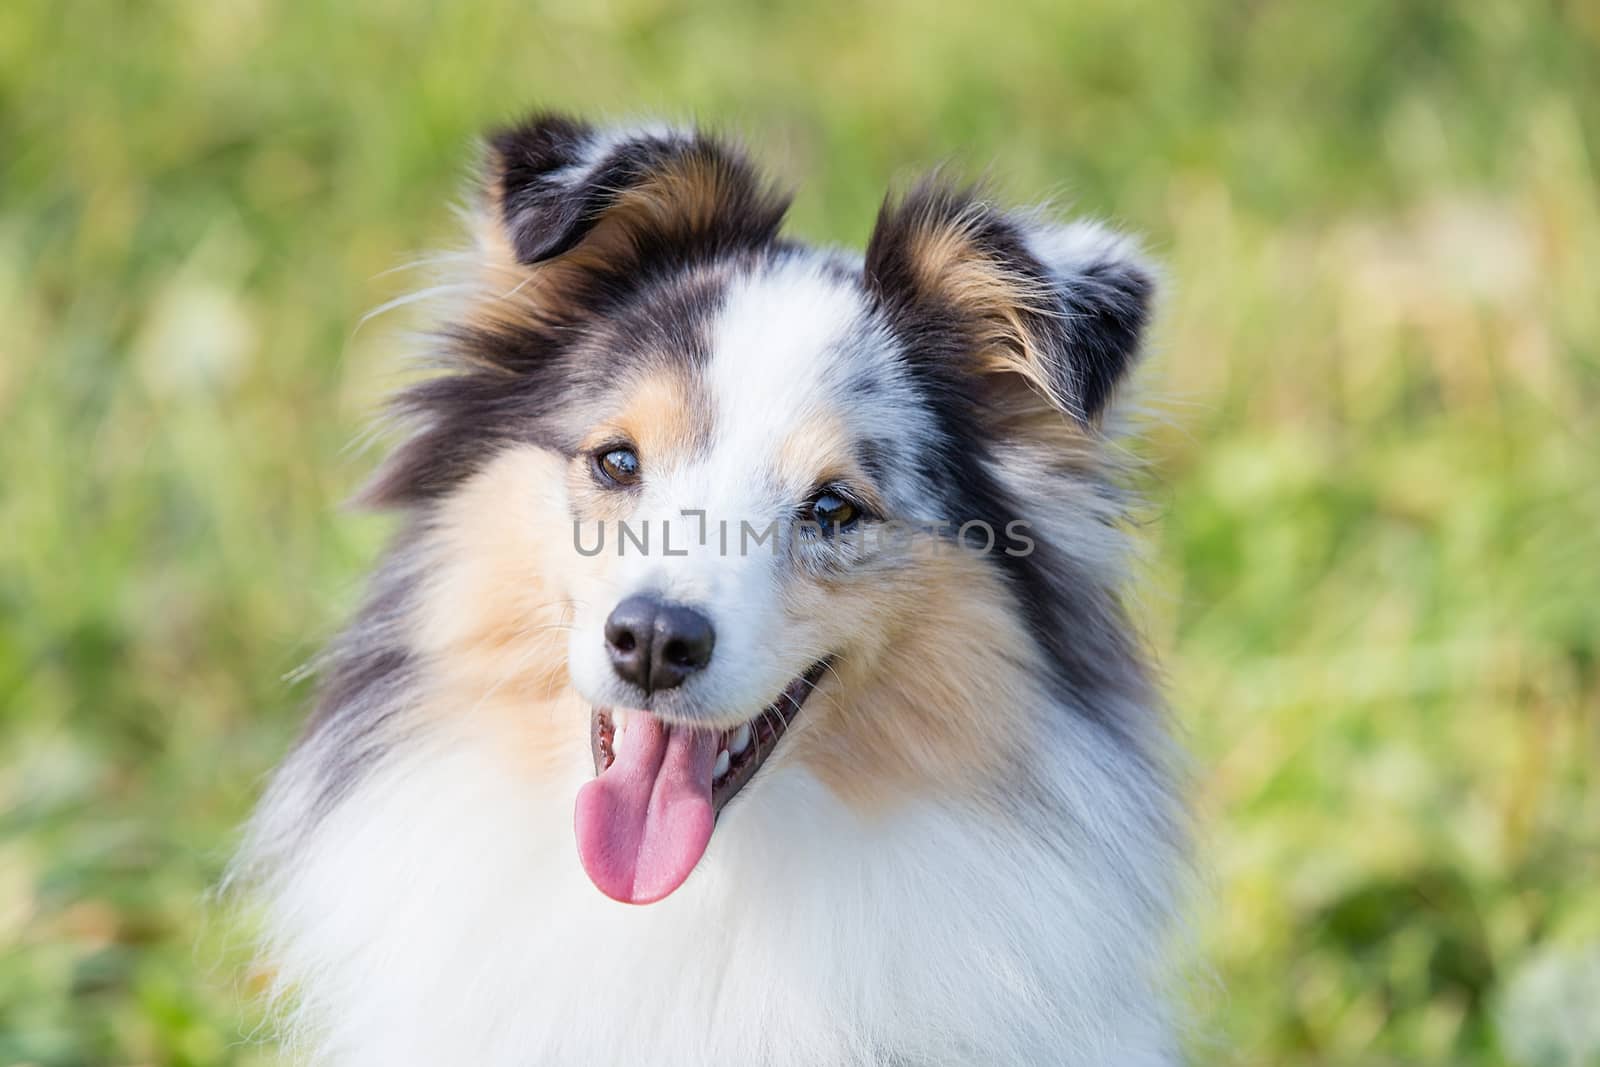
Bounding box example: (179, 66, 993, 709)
(238, 656, 1186, 1066)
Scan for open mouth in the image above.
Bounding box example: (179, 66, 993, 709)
(573, 659, 831, 905)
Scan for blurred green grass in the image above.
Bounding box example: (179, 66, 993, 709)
(2, 1, 1597, 1063)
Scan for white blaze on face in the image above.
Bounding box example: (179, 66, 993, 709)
(609, 261, 867, 721)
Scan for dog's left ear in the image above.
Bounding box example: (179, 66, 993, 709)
(865, 181, 1155, 424)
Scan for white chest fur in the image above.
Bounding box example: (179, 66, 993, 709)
(248, 717, 1180, 1066)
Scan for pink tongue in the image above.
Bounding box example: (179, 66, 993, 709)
(573, 713, 718, 904)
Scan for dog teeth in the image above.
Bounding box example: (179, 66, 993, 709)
(729, 723, 751, 756)
(713, 749, 730, 780)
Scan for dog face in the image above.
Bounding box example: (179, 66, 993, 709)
(363, 114, 1156, 904)
(554, 256, 923, 737)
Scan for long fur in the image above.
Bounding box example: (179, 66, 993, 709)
(233, 113, 1189, 1066)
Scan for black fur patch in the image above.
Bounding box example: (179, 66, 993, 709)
(1055, 257, 1154, 419)
(886, 317, 1151, 729)
(491, 113, 791, 270)
(360, 116, 791, 510)
(864, 179, 1151, 422)
(864, 181, 1155, 726)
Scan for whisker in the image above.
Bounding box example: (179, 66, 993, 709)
(759, 703, 786, 744)
(819, 660, 847, 693)
(370, 252, 471, 281)
(355, 283, 475, 333)
(498, 274, 536, 302)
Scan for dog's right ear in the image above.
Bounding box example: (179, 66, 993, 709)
(481, 113, 790, 290)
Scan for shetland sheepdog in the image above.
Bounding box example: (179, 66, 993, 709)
(237, 111, 1188, 1066)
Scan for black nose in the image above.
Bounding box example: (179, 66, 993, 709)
(603, 594, 715, 694)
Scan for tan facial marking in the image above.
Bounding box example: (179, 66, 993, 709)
(562, 367, 713, 527)
(776, 411, 885, 513)
(791, 540, 1040, 812)
(590, 368, 712, 468)
(411, 445, 585, 775)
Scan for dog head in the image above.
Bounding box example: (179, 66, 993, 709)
(363, 113, 1156, 903)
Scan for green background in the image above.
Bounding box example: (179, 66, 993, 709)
(2, 1, 1597, 1063)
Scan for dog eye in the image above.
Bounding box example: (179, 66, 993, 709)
(593, 446, 641, 487)
(804, 489, 861, 533)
